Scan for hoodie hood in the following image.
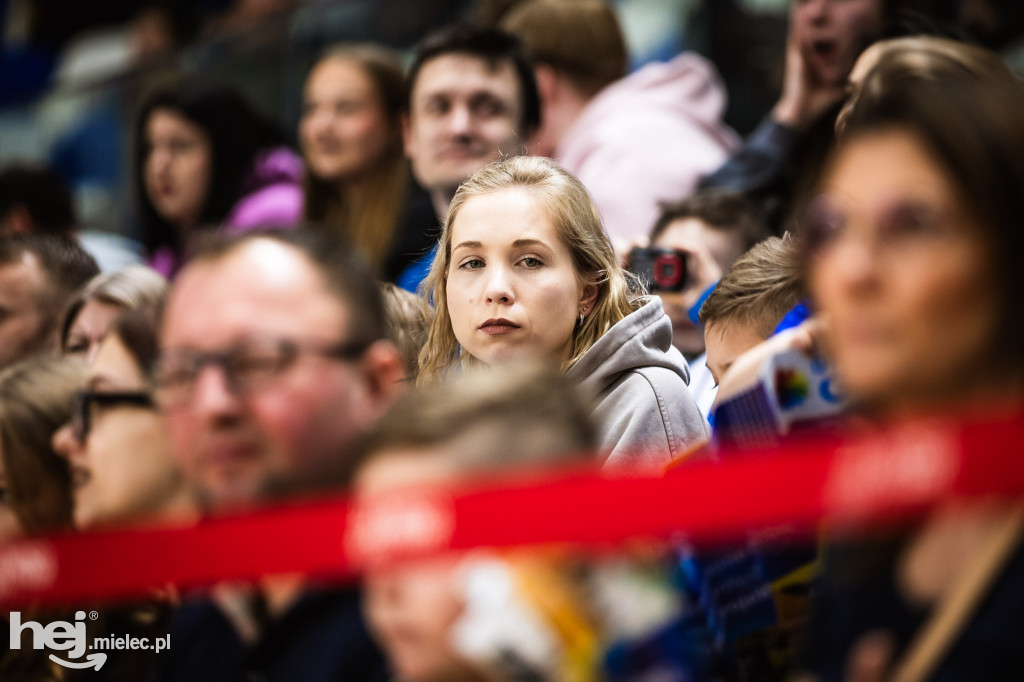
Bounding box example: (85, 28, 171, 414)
(568, 297, 690, 397)
(558, 52, 739, 160)
(241, 146, 305, 195)
(554, 53, 739, 245)
(224, 146, 304, 232)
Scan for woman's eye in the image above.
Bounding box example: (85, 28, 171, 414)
(519, 256, 543, 268)
(334, 101, 363, 116)
(878, 203, 942, 242)
(459, 258, 484, 270)
(66, 342, 89, 356)
(804, 195, 845, 253)
(473, 98, 503, 118)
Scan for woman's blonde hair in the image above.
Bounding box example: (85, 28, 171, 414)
(417, 156, 639, 384)
(699, 235, 804, 338)
(379, 281, 431, 382)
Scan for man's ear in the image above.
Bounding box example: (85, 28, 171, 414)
(534, 64, 559, 105)
(1, 205, 35, 235)
(360, 339, 407, 410)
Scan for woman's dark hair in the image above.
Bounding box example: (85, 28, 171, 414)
(106, 273, 168, 378)
(113, 307, 163, 378)
(133, 77, 286, 255)
(824, 56, 1024, 373)
(650, 190, 767, 252)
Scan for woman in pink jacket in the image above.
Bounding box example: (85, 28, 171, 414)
(133, 78, 303, 278)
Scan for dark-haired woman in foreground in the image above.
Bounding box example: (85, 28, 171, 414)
(796, 46, 1024, 682)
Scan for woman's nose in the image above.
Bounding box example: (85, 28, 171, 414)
(85, 340, 102, 364)
(483, 266, 515, 304)
(803, 0, 829, 23)
(149, 146, 171, 172)
(305, 107, 332, 138)
(828, 229, 881, 296)
(446, 104, 474, 139)
(52, 422, 83, 462)
(190, 363, 244, 419)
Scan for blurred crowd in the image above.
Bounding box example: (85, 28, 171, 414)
(1, 0, 1024, 680)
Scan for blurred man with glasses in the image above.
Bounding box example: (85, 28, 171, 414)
(157, 229, 403, 511)
(153, 228, 402, 682)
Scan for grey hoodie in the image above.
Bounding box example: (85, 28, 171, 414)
(568, 298, 710, 470)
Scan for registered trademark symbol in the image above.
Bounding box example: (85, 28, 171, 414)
(89, 611, 99, 620)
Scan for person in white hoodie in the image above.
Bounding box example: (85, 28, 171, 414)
(500, 0, 738, 249)
(417, 156, 709, 470)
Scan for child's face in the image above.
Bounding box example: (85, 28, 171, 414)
(356, 450, 479, 681)
(653, 218, 748, 358)
(704, 319, 766, 387)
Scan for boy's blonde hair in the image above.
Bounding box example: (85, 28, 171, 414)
(699, 235, 803, 337)
(380, 282, 431, 381)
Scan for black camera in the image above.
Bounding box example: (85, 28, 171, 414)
(628, 247, 688, 292)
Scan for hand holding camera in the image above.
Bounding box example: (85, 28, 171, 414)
(627, 247, 688, 292)
(628, 241, 724, 303)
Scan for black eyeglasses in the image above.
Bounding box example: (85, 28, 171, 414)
(153, 336, 371, 407)
(71, 390, 156, 444)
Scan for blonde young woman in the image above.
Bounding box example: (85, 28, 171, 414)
(418, 156, 708, 468)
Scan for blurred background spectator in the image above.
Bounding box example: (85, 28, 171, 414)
(2, 0, 1022, 256)
(58, 265, 168, 362)
(499, 0, 738, 248)
(300, 44, 436, 281)
(0, 163, 76, 235)
(0, 235, 98, 369)
(132, 77, 302, 276)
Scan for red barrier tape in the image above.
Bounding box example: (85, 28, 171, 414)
(1, 413, 1022, 607)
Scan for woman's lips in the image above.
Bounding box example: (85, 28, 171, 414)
(810, 39, 838, 62)
(479, 318, 520, 336)
(312, 138, 342, 155)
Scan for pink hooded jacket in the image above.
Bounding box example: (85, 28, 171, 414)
(556, 52, 739, 245)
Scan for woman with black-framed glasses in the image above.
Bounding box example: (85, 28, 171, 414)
(52, 309, 197, 530)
